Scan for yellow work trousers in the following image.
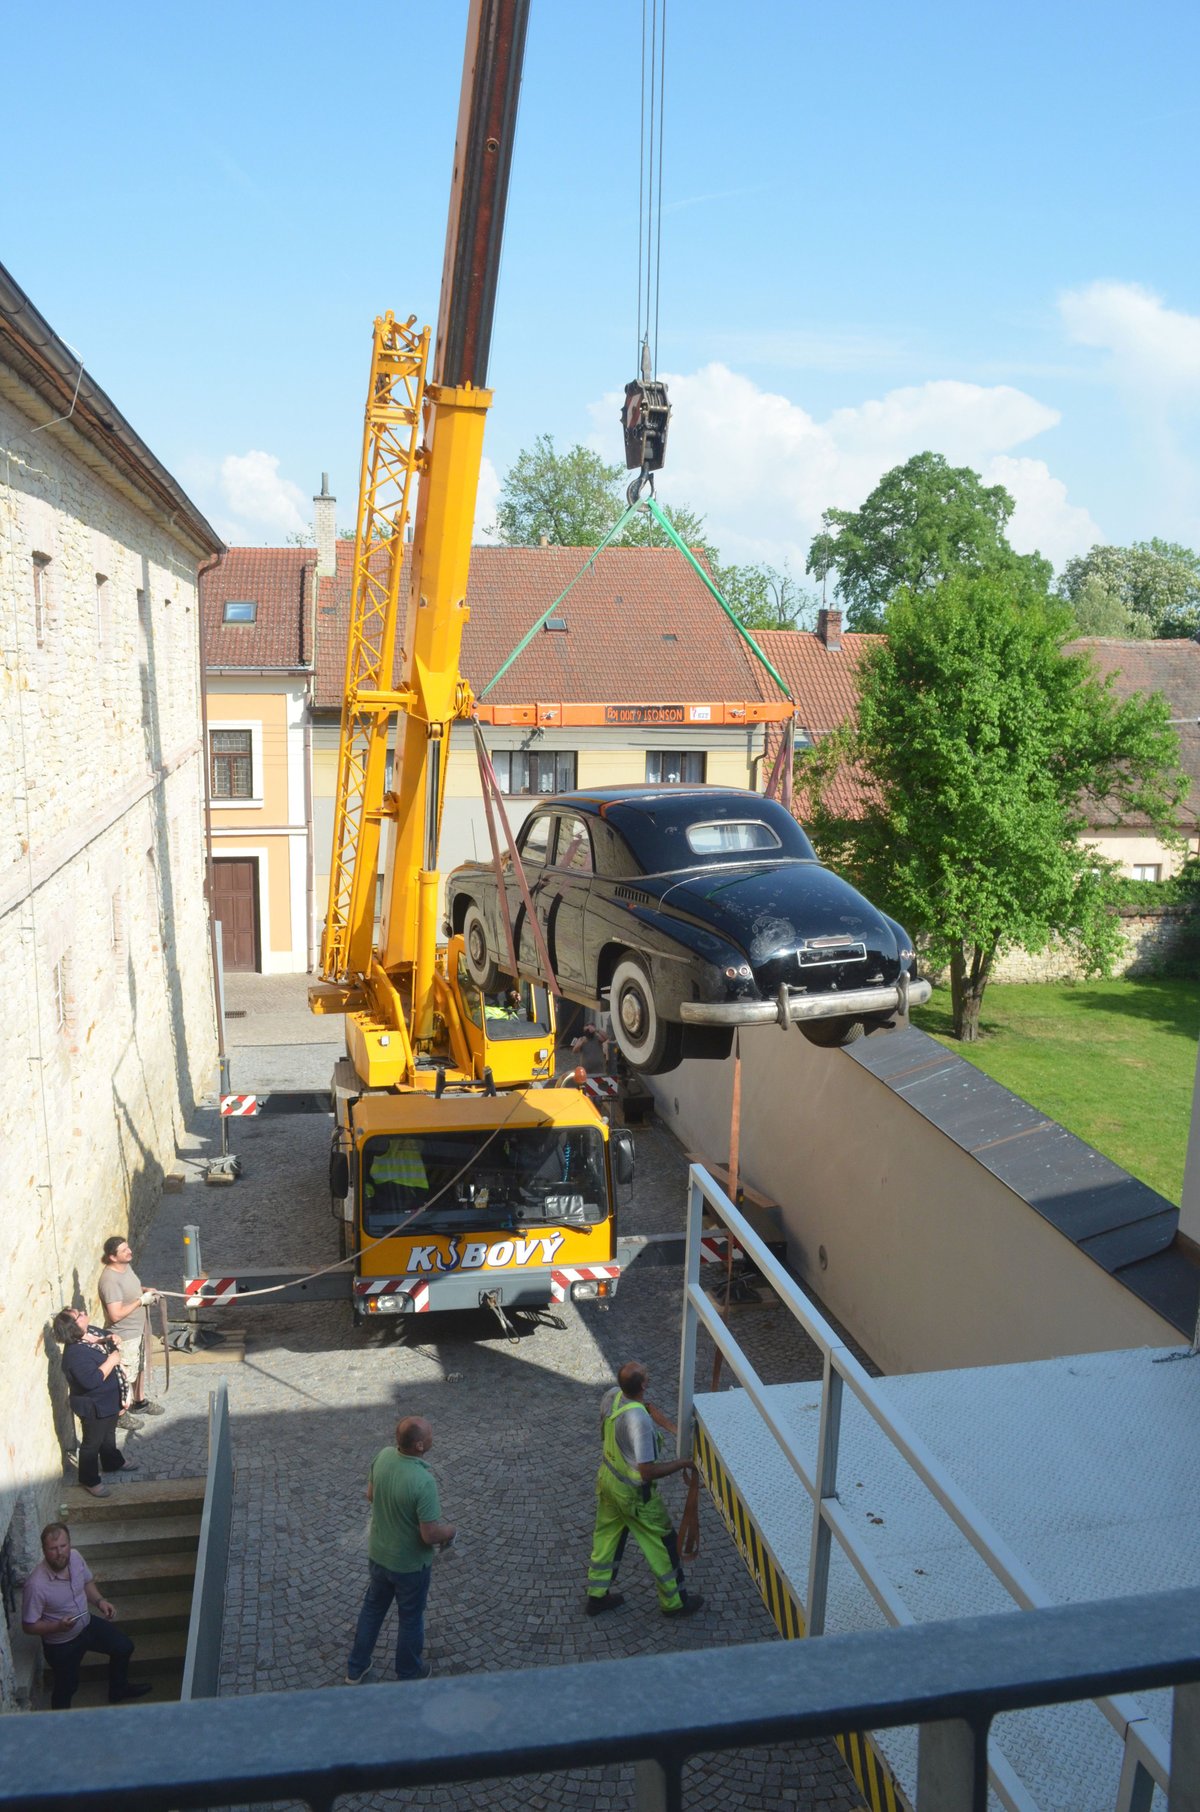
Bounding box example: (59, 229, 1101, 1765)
(587, 1472, 685, 1612)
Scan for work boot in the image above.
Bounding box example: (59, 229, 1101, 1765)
(117, 1413, 144, 1432)
(584, 1592, 625, 1617)
(663, 1592, 705, 1618)
(129, 1400, 165, 1416)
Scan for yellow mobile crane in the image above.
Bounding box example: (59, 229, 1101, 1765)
(310, 0, 630, 1329)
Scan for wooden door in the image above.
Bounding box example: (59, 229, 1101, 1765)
(212, 858, 260, 971)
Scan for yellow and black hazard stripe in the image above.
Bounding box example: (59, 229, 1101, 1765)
(694, 1420, 910, 1812)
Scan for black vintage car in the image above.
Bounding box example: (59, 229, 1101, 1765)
(446, 786, 930, 1074)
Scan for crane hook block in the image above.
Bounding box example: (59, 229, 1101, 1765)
(620, 379, 671, 473)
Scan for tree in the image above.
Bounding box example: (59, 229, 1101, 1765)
(616, 499, 720, 569)
(1064, 574, 1151, 639)
(492, 435, 625, 547)
(806, 451, 1051, 631)
(800, 570, 1183, 1041)
(713, 560, 817, 631)
(1056, 540, 1200, 639)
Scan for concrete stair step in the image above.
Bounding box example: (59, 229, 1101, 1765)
(67, 1513, 201, 1557)
(111, 1589, 193, 1633)
(78, 1630, 185, 1681)
(52, 1630, 188, 1696)
(63, 1676, 167, 1710)
(88, 1550, 197, 1595)
(59, 1478, 205, 1523)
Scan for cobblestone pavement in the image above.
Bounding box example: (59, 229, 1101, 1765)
(136, 986, 867, 1812)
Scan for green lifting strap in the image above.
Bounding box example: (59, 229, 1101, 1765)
(478, 493, 794, 706)
(642, 496, 794, 702)
(477, 499, 644, 698)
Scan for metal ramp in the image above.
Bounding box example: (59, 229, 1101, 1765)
(677, 1167, 1199, 1812)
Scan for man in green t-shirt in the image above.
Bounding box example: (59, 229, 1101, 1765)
(345, 1417, 456, 1684)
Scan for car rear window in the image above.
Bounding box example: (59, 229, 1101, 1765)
(685, 820, 782, 856)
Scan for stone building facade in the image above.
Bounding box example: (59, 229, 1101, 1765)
(0, 263, 222, 1702)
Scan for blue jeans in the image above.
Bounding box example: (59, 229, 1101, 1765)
(348, 1559, 432, 1680)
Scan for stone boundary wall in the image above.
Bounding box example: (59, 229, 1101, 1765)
(931, 909, 1194, 987)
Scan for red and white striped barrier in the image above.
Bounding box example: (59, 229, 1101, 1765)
(185, 1276, 239, 1304)
(700, 1234, 735, 1265)
(219, 1094, 261, 1117)
(550, 1262, 621, 1302)
(581, 1074, 619, 1107)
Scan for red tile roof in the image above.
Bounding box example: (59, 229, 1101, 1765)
(202, 548, 315, 669)
(312, 540, 767, 712)
(751, 627, 883, 819)
(1067, 637, 1200, 828)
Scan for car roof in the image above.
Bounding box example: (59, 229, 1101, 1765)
(527, 786, 816, 864)
(539, 785, 761, 815)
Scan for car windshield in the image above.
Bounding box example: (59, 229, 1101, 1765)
(360, 1127, 607, 1235)
(605, 793, 816, 871)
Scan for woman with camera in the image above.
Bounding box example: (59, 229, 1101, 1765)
(52, 1309, 139, 1499)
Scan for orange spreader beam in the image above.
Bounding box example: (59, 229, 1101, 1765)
(474, 699, 795, 729)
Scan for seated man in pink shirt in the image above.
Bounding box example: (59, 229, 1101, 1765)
(21, 1523, 150, 1709)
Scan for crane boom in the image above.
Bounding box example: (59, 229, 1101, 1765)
(316, 0, 531, 1077)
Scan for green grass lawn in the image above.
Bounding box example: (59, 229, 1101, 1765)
(910, 979, 1200, 1204)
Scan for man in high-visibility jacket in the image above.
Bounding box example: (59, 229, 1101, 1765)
(364, 1137, 428, 1231)
(585, 1360, 704, 1618)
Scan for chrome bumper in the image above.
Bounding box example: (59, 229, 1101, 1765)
(679, 977, 932, 1029)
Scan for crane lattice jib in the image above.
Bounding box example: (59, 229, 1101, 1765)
(320, 314, 431, 983)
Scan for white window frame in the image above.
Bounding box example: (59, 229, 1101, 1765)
(1131, 863, 1162, 883)
(95, 572, 110, 646)
(208, 719, 264, 809)
(32, 553, 49, 646)
(50, 954, 68, 1032)
(646, 750, 707, 785)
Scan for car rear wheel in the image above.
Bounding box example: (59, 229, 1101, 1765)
(462, 901, 502, 993)
(610, 955, 681, 1074)
(799, 1016, 865, 1049)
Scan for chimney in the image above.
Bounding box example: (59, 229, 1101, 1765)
(539, 532, 550, 548)
(314, 473, 337, 578)
(817, 607, 842, 651)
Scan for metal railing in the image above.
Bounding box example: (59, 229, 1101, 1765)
(675, 1163, 1187, 1812)
(180, 1381, 232, 1701)
(0, 1589, 1198, 1811)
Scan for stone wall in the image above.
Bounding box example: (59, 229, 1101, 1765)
(0, 385, 218, 1704)
(980, 911, 1193, 985)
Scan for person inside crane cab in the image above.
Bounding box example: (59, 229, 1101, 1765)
(484, 988, 522, 1020)
(363, 1136, 429, 1236)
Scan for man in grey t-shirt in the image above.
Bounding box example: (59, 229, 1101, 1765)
(99, 1236, 164, 1419)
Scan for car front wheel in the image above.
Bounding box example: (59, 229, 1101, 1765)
(609, 955, 681, 1074)
(462, 901, 502, 992)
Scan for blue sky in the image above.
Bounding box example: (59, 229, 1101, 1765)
(5, 1, 1199, 585)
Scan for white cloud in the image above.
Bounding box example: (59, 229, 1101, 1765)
(1060, 281, 1200, 391)
(982, 456, 1101, 570)
(474, 455, 501, 544)
(590, 363, 1095, 575)
(218, 450, 308, 541)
